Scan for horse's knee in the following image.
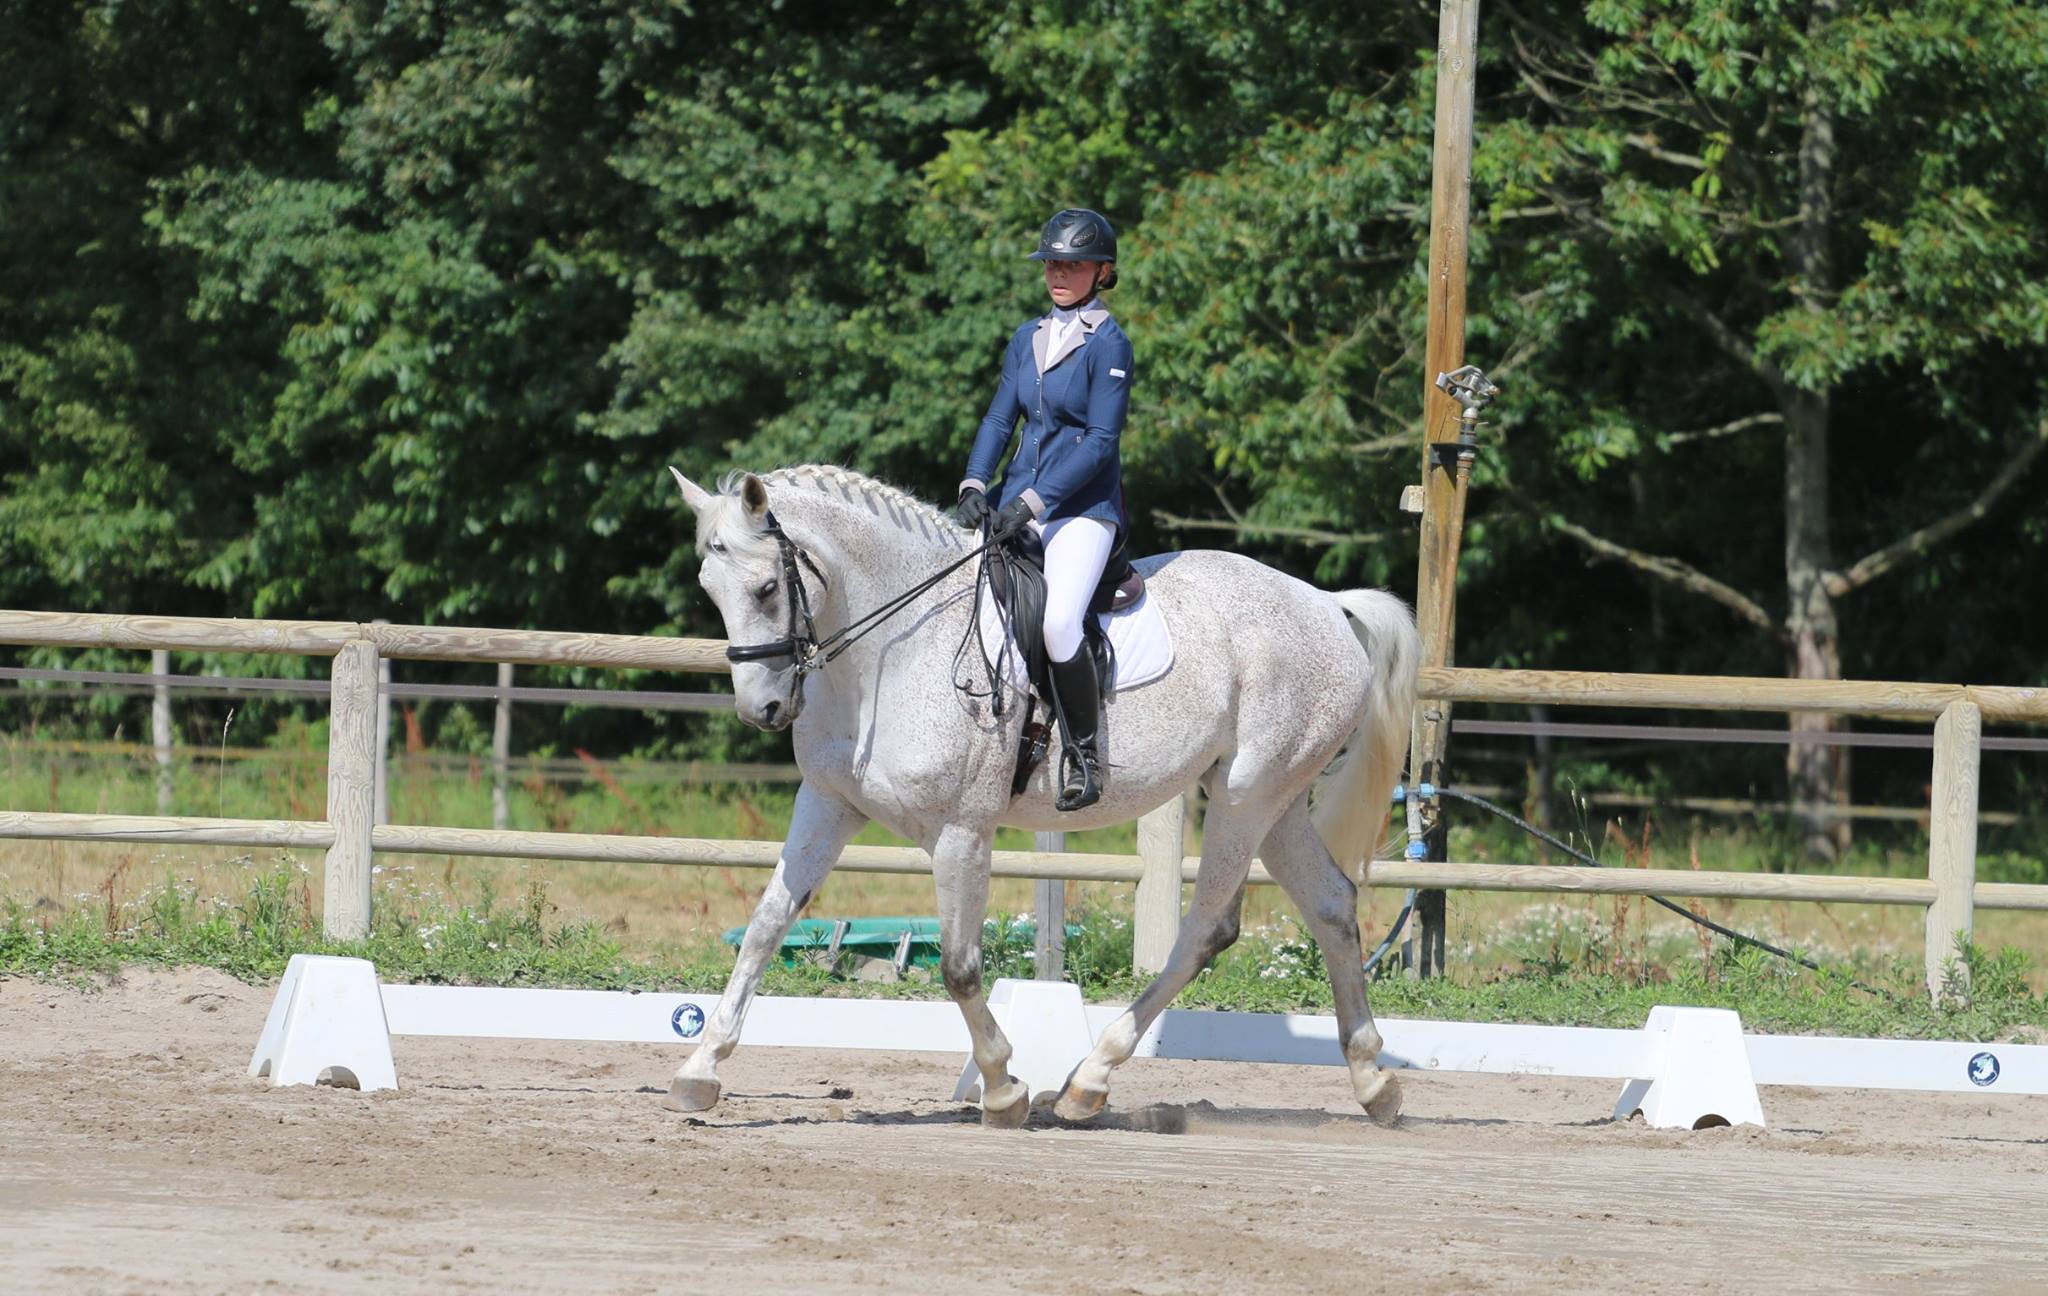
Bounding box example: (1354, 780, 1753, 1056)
(940, 947, 983, 1000)
(1043, 606, 1086, 663)
(1195, 911, 1241, 966)
(1311, 875, 1360, 930)
(1217, 910, 1243, 954)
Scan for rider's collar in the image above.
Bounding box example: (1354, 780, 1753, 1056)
(1048, 298, 1107, 327)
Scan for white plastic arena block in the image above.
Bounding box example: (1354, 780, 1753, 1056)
(378, 984, 974, 1051)
(248, 954, 398, 1092)
(1612, 1006, 1763, 1130)
(953, 978, 1097, 1105)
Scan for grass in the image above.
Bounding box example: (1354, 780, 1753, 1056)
(5, 740, 2048, 1033)
(5, 859, 2045, 1043)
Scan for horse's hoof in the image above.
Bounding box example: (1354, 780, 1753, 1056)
(1358, 1070, 1403, 1127)
(1053, 1080, 1109, 1123)
(981, 1078, 1031, 1129)
(666, 1074, 722, 1113)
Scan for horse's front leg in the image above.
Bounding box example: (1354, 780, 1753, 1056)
(930, 822, 1031, 1129)
(667, 781, 865, 1113)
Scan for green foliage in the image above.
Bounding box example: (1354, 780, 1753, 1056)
(6, 0, 2048, 777)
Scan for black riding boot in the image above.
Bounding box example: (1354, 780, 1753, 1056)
(1048, 650, 1103, 812)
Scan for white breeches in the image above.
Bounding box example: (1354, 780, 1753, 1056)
(1035, 515, 1115, 663)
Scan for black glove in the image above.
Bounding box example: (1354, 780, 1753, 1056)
(954, 487, 990, 529)
(990, 496, 1036, 541)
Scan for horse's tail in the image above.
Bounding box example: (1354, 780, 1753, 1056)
(1312, 589, 1421, 884)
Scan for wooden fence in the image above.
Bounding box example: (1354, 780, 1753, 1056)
(4, 608, 2046, 999)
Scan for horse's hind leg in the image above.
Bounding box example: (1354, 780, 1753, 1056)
(929, 823, 1032, 1129)
(1053, 799, 1260, 1122)
(668, 781, 864, 1113)
(1259, 793, 1402, 1124)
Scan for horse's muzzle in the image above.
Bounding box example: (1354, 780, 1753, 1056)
(739, 680, 803, 731)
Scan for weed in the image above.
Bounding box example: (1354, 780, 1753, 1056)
(522, 879, 554, 946)
(1060, 902, 1134, 987)
(979, 912, 1038, 980)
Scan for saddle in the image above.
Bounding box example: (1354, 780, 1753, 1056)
(984, 530, 1144, 795)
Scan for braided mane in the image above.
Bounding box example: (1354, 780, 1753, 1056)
(717, 465, 965, 539)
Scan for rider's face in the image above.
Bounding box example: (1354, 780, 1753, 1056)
(1043, 259, 1105, 308)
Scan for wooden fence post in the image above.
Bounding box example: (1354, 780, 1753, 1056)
(492, 662, 513, 831)
(1034, 832, 1066, 981)
(150, 649, 172, 814)
(373, 626, 392, 826)
(1925, 700, 1982, 1001)
(325, 640, 380, 939)
(1134, 793, 1189, 974)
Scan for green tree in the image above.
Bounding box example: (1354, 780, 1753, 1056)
(1478, 0, 2048, 856)
(7, 0, 2046, 797)
(0, 1, 335, 615)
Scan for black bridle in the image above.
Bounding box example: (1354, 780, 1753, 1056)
(723, 510, 996, 681)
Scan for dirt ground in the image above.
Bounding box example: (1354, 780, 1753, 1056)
(3, 969, 2045, 1295)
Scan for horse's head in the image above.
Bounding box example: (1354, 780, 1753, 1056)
(670, 467, 813, 731)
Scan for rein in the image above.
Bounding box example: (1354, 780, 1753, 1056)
(724, 510, 995, 678)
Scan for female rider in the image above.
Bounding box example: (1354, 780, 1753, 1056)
(955, 208, 1131, 812)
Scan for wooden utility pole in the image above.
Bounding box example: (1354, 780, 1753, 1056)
(1406, 0, 1483, 978)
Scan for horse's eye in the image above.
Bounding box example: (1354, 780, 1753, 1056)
(754, 578, 778, 602)
(706, 539, 727, 555)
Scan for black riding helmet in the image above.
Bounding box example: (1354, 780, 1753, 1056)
(1027, 208, 1119, 290)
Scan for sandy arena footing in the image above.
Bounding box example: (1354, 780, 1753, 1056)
(4, 968, 2045, 1294)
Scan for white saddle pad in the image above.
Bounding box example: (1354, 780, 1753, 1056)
(976, 584, 1175, 697)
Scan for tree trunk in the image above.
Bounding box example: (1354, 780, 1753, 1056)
(1782, 0, 1850, 864)
(1784, 387, 1846, 862)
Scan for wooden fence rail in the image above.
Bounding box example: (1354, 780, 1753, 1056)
(5, 607, 2044, 997)
(8, 810, 2048, 913)
(7, 738, 2035, 827)
(1419, 666, 2048, 723)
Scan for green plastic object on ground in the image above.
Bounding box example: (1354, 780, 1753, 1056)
(717, 916, 1077, 970)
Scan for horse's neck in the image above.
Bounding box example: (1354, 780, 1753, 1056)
(772, 483, 966, 643)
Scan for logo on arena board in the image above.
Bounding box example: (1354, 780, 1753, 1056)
(1967, 1051, 2000, 1087)
(672, 1003, 706, 1039)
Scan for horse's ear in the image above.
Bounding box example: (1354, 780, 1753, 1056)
(668, 467, 713, 515)
(739, 473, 771, 520)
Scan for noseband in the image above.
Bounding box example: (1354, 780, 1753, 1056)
(724, 512, 829, 673)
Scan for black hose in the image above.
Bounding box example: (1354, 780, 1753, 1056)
(1431, 785, 1899, 1000)
(1361, 889, 1417, 976)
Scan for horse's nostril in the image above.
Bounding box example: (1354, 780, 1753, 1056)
(762, 701, 781, 725)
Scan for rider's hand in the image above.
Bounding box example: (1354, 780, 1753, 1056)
(954, 487, 990, 530)
(990, 497, 1035, 541)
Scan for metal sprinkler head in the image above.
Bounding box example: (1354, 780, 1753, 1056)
(1434, 364, 1499, 418)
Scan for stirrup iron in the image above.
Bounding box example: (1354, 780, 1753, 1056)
(1057, 744, 1101, 812)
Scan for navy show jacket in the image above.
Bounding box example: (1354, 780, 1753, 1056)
(960, 304, 1132, 533)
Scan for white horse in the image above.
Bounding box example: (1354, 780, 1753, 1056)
(666, 465, 1419, 1126)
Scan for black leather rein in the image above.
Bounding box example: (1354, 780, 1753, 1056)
(723, 511, 994, 678)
